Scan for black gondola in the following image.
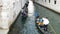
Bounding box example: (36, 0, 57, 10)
(35, 20, 51, 34)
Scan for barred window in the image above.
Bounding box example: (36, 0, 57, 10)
(45, 0, 46, 2)
(49, 0, 50, 3)
(54, 0, 56, 4)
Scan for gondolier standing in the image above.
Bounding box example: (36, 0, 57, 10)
(42, 17, 49, 31)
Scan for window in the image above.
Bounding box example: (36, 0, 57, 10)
(45, 0, 46, 2)
(49, 0, 50, 3)
(54, 0, 56, 4)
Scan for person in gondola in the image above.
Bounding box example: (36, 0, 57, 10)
(35, 15, 43, 25)
(36, 16, 40, 24)
(42, 17, 49, 31)
(39, 17, 44, 28)
(38, 17, 49, 31)
(21, 1, 29, 18)
(22, 1, 29, 9)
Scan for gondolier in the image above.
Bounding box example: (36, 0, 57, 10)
(42, 17, 49, 31)
(36, 16, 51, 34)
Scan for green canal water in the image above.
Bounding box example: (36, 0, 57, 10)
(8, 3, 60, 34)
(35, 3, 60, 34)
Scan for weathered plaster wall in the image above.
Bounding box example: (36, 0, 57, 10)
(35, 0, 60, 13)
(0, 0, 27, 34)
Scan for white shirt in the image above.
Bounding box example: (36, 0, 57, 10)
(42, 18, 49, 25)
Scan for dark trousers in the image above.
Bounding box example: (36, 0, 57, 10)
(40, 25, 44, 28)
(44, 25, 48, 31)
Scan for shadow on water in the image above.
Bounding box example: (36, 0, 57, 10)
(8, 4, 42, 34)
(8, 11, 27, 34)
(8, 12, 21, 34)
(21, 17, 27, 23)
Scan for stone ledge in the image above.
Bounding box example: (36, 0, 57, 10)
(0, 27, 9, 30)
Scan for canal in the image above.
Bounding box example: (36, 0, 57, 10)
(35, 3, 60, 34)
(8, 3, 60, 34)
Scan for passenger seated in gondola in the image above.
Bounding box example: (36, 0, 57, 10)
(36, 16, 40, 23)
(36, 17, 49, 31)
(36, 16, 42, 24)
(39, 18, 44, 28)
(20, 10, 27, 19)
(22, 11, 26, 16)
(21, 1, 29, 18)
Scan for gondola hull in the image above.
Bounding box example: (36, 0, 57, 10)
(36, 22, 51, 34)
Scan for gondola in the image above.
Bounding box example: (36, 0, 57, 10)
(35, 20, 51, 34)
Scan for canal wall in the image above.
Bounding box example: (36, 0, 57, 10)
(35, 0, 60, 13)
(0, 0, 27, 34)
(0, 0, 28, 29)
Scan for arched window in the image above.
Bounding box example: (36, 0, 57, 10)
(49, 0, 50, 3)
(45, 0, 46, 2)
(54, 0, 56, 4)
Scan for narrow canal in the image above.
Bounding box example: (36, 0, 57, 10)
(8, 4, 41, 34)
(35, 3, 60, 34)
(8, 3, 60, 34)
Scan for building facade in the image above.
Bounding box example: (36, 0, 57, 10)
(35, 0, 60, 13)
